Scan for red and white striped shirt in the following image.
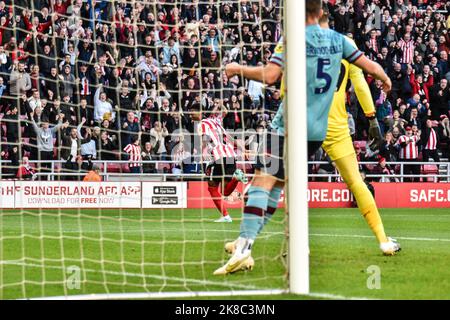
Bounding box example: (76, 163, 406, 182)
(369, 38, 379, 54)
(425, 128, 437, 150)
(398, 39, 415, 64)
(124, 143, 142, 167)
(397, 135, 419, 159)
(198, 117, 236, 161)
(81, 78, 91, 95)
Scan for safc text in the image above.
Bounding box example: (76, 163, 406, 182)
(410, 189, 450, 202)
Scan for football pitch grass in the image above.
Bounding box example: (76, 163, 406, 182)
(1, 208, 450, 300)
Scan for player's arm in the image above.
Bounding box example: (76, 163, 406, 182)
(225, 62, 282, 86)
(349, 64, 383, 147)
(349, 64, 375, 116)
(341, 36, 391, 93)
(352, 55, 392, 93)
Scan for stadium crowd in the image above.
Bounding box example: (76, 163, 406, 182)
(0, 0, 448, 181)
(313, 0, 450, 181)
(0, 0, 283, 178)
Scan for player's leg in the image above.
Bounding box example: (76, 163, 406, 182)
(214, 132, 284, 275)
(334, 154, 388, 242)
(250, 133, 286, 236)
(222, 158, 247, 197)
(240, 172, 279, 240)
(214, 171, 278, 275)
(224, 177, 284, 255)
(206, 161, 232, 222)
(324, 136, 400, 255)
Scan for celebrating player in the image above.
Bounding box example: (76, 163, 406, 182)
(319, 11, 401, 255)
(190, 103, 247, 223)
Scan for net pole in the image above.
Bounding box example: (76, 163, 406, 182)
(286, 0, 309, 295)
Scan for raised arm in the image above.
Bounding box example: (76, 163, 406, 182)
(94, 85, 102, 105)
(349, 64, 375, 117)
(76, 118, 86, 139)
(352, 55, 392, 93)
(29, 112, 40, 134)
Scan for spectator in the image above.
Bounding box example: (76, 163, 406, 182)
(98, 130, 117, 161)
(61, 120, 91, 176)
(94, 84, 114, 123)
(397, 126, 421, 182)
(83, 165, 102, 182)
(375, 157, 399, 182)
(78, 125, 97, 160)
(2, 105, 19, 143)
(9, 62, 31, 96)
(438, 115, 450, 159)
(16, 156, 37, 180)
(141, 142, 157, 174)
(69, 155, 93, 181)
(150, 121, 169, 160)
(30, 111, 69, 179)
(429, 78, 450, 119)
(124, 135, 142, 174)
(121, 111, 140, 148)
(380, 131, 399, 162)
(333, 6, 350, 34)
(421, 119, 440, 162)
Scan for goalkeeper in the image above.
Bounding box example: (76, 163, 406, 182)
(319, 12, 401, 255)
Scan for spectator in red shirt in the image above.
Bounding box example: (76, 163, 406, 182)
(53, 0, 72, 16)
(16, 156, 37, 180)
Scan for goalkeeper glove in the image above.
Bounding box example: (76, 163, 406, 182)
(368, 117, 383, 149)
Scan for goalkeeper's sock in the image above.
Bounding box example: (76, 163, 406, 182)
(240, 186, 270, 240)
(335, 155, 388, 244)
(360, 203, 388, 244)
(208, 186, 229, 217)
(346, 177, 388, 243)
(257, 187, 283, 235)
(223, 178, 239, 197)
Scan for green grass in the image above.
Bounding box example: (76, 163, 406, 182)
(0, 208, 287, 299)
(1, 208, 449, 299)
(310, 208, 450, 300)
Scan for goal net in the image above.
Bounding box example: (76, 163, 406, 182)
(0, 0, 307, 299)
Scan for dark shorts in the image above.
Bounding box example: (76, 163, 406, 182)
(255, 130, 285, 180)
(205, 157, 237, 182)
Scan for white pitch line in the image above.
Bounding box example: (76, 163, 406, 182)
(312, 214, 450, 218)
(311, 233, 450, 242)
(27, 289, 288, 300)
(307, 292, 377, 300)
(26, 290, 375, 301)
(0, 260, 259, 291)
(1, 228, 285, 236)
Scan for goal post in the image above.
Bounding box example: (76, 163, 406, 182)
(285, 0, 310, 295)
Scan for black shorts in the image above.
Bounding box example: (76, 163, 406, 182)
(255, 130, 285, 180)
(205, 157, 237, 182)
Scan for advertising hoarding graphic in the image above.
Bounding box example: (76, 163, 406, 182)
(14, 181, 141, 208)
(142, 182, 187, 208)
